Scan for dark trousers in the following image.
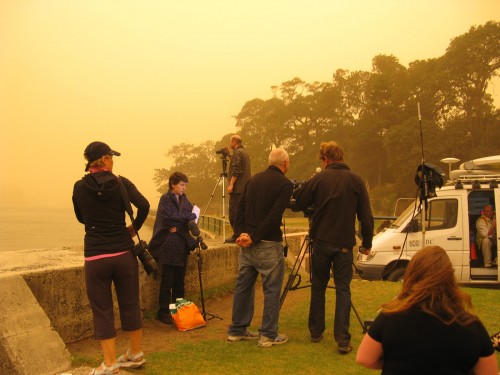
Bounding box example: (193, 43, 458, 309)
(308, 240, 353, 346)
(158, 261, 188, 318)
(85, 251, 142, 340)
(229, 193, 242, 236)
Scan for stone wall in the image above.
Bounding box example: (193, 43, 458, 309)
(1, 233, 309, 345)
(21, 244, 240, 343)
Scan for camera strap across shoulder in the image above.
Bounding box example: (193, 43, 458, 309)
(117, 176, 143, 243)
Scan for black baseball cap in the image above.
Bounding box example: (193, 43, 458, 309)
(84, 141, 121, 171)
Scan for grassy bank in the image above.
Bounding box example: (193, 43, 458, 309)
(134, 280, 499, 374)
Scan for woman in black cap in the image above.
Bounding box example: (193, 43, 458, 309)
(72, 141, 150, 375)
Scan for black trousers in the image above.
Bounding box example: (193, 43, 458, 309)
(158, 260, 188, 318)
(229, 193, 242, 235)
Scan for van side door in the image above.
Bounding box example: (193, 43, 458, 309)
(419, 196, 464, 279)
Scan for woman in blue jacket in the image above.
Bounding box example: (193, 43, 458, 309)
(149, 171, 197, 324)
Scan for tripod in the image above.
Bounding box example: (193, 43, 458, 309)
(194, 240, 223, 321)
(203, 154, 229, 241)
(280, 234, 369, 332)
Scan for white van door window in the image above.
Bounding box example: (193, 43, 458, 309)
(427, 199, 458, 230)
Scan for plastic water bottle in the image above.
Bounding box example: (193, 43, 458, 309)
(169, 303, 177, 315)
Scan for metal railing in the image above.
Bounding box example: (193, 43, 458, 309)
(199, 215, 230, 237)
(149, 211, 398, 238)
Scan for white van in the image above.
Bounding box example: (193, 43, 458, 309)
(356, 155, 500, 285)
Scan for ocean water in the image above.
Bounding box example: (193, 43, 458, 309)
(0, 205, 153, 251)
(0, 205, 86, 252)
(0, 205, 155, 253)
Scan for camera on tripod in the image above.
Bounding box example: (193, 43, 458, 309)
(288, 179, 315, 217)
(133, 240, 158, 275)
(288, 179, 306, 208)
(215, 148, 229, 158)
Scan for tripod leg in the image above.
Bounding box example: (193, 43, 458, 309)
(202, 175, 223, 217)
(280, 236, 310, 308)
(350, 302, 367, 333)
(196, 245, 223, 321)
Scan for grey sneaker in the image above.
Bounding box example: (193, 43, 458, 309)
(337, 343, 353, 354)
(258, 334, 288, 347)
(227, 329, 259, 341)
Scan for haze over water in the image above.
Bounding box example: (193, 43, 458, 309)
(1, 2, 498, 253)
(0, 205, 153, 253)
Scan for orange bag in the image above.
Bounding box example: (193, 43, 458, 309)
(171, 299, 206, 331)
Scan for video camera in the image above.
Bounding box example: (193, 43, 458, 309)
(288, 179, 306, 208)
(288, 179, 315, 217)
(215, 148, 229, 158)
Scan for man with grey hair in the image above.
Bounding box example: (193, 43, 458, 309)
(226, 134, 251, 243)
(227, 148, 293, 347)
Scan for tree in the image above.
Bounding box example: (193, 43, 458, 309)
(153, 140, 219, 207)
(441, 21, 500, 149)
(152, 22, 500, 214)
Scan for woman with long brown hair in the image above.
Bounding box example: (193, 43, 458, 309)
(356, 246, 497, 374)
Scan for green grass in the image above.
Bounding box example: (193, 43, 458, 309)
(137, 280, 500, 374)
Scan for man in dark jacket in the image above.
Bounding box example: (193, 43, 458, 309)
(227, 148, 293, 347)
(294, 141, 373, 354)
(226, 134, 251, 243)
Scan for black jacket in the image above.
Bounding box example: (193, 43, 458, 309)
(228, 146, 251, 194)
(294, 162, 373, 249)
(149, 190, 197, 266)
(234, 165, 293, 244)
(72, 172, 150, 257)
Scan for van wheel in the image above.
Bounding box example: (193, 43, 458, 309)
(387, 268, 405, 282)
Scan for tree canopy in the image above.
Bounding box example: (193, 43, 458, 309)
(153, 21, 500, 215)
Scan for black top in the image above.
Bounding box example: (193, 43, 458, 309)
(293, 162, 374, 249)
(72, 172, 150, 257)
(234, 165, 293, 244)
(369, 308, 495, 375)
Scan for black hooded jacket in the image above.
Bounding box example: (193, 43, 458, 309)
(72, 172, 150, 257)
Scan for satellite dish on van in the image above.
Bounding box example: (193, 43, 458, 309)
(440, 157, 460, 178)
(449, 155, 500, 180)
(459, 155, 500, 171)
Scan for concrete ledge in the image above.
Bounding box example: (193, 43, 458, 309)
(0, 242, 240, 344)
(0, 275, 71, 375)
(0, 234, 304, 347)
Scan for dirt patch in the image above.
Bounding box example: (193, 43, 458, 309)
(65, 282, 308, 375)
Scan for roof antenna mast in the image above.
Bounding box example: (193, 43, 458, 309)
(418, 102, 427, 246)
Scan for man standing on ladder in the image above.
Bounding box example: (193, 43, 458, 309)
(293, 141, 373, 354)
(226, 134, 251, 243)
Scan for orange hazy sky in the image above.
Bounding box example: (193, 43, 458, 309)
(1, 0, 499, 210)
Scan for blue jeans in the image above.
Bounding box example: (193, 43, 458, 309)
(308, 240, 353, 346)
(228, 241, 285, 339)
